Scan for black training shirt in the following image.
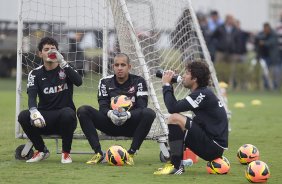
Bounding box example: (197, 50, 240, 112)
(27, 65, 82, 111)
(163, 85, 228, 149)
(98, 74, 148, 117)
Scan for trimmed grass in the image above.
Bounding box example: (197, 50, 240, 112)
(0, 78, 281, 184)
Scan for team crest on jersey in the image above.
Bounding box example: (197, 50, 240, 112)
(128, 86, 135, 93)
(58, 70, 66, 80)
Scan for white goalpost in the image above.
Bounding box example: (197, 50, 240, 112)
(16, 0, 230, 160)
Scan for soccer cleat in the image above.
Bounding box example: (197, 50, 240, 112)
(61, 152, 72, 164)
(26, 149, 50, 163)
(153, 164, 184, 175)
(125, 154, 134, 166)
(86, 152, 106, 164)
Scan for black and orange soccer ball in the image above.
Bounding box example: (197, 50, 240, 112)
(237, 144, 260, 164)
(106, 145, 128, 166)
(245, 160, 270, 183)
(110, 95, 132, 111)
(206, 156, 230, 174)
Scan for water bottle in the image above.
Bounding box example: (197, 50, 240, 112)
(182, 158, 193, 167)
(47, 49, 57, 62)
(155, 69, 182, 83)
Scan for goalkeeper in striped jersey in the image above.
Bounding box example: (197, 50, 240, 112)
(154, 60, 228, 175)
(18, 37, 82, 164)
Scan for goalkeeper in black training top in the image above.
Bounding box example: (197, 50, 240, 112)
(154, 60, 228, 175)
(77, 53, 156, 165)
(18, 37, 82, 164)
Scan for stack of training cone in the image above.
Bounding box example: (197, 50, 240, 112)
(183, 148, 198, 163)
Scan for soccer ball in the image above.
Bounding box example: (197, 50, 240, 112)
(237, 144, 260, 164)
(111, 95, 132, 111)
(106, 145, 128, 166)
(245, 160, 270, 183)
(206, 156, 230, 174)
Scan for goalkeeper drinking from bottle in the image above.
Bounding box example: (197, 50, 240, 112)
(154, 60, 228, 175)
(18, 37, 82, 163)
(77, 53, 156, 165)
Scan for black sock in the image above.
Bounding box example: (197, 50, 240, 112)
(94, 146, 103, 155)
(127, 148, 136, 155)
(171, 156, 182, 169)
(42, 146, 49, 153)
(168, 124, 184, 169)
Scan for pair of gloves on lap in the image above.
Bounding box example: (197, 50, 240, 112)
(107, 109, 131, 126)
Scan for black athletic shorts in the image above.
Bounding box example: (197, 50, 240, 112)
(184, 118, 224, 161)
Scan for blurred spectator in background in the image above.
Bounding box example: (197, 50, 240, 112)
(276, 13, 282, 88)
(207, 10, 224, 61)
(208, 10, 224, 33)
(171, 9, 201, 62)
(234, 20, 251, 62)
(255, 23, 281, 90)
(233, 20, 252, 89)
(197, 12, 210, 43)
(211, 14, 240, 89)
(68, 32, 85, 76)
(171, 9, 191, 62)
(276, 13, 282, 56)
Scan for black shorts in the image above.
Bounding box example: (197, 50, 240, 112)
(18, 107, 77, 136)
(78, 105, 155, 137)
(184, 118, 224, 161)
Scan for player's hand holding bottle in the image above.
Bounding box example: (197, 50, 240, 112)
(47, 49, 68, 69)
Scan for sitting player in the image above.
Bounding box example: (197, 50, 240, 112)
(154, 60, 228, 175)
(77, 53, 156, 165)
(18, 37, 82, 163)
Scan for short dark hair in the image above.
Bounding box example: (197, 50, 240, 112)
(37, 37, 59, 51)
(186, 60, 210, 87)
(114, 53, 130, 64)
(210, 10, 218, 16)
(263, 22, 271, 29)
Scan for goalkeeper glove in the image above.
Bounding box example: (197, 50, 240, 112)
(118, 111, 131, 124)
(107, 110, 130, 126)
(29, 108, 46, 128)
(107, 110, 121, 126)
(47, 49, 68, 69)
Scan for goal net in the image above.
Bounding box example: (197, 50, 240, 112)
(16, 0, 229, 143)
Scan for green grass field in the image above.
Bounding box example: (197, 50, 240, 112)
(0, 78, 281, 184)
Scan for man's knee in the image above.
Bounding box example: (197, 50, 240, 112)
(168, 113, 182, 123)
(143, 108, 156, 120)
(60, 107, 77, 126)
(77, 105, 87, 116)
(18, 110, 30, 126)
(77, 105, 92, 118)
(61, 107, 76, 119)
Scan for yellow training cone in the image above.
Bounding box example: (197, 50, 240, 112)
(234, 102, 245, 108)
(219, 82, 228, 89)
(251, 99, 262, 106)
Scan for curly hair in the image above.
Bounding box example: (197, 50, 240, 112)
(37, 37, 59, 52)
(186, 60, 210, 87)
